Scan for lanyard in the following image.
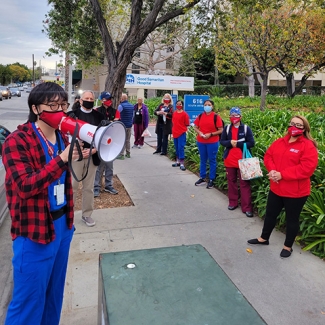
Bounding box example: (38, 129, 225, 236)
(35, 123, 62, 158)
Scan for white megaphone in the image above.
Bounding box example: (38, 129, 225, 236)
(59, 116, 126, 162)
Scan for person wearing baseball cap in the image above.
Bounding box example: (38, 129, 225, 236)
(220, 107, 255, 217)
(93, 91, 120, 197)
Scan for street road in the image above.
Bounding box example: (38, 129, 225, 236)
(0, 90, 30, 132)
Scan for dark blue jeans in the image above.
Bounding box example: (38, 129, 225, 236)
(156, 124, 168, 154)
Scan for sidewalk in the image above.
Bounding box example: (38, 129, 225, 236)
(61, 127, 325, 325)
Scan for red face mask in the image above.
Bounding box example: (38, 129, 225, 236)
(103, 99, 112, 107)
(176, 105, 183, 110)
(39, 110, 67, 129)
(288, 126, 304, 137)
(163, 99, 171, 104)
(230, 117, 241, 124)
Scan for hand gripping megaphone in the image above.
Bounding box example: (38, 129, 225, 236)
(59, 116, 126, 162)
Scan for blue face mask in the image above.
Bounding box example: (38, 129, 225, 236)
(204, 105, 212, 113)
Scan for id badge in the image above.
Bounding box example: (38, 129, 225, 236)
(54, 184, 65, 205)
(136, 112, 140, 115)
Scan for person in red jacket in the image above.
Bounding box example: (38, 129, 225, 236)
(171, 100, 190, 171)
(248, 115, 318, 258)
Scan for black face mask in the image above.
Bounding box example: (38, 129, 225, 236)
(82, 100, 94, 109)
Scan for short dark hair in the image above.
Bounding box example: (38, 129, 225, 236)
(28, 82, 68, 122)
(176, 100, 184, 106)
(204, 99, 214, 107)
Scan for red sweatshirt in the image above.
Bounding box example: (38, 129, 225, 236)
(264, 134, 318, 198)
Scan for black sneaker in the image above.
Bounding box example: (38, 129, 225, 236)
(206, 180, 214, 189)
(195, 178, 206, 186)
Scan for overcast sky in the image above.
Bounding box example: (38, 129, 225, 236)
(0, 1, 62, 70)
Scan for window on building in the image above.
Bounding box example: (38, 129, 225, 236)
(166, 57, 174, 70)
(132, 63, 141, 74)
(134, 48, 141, 58)
(167, 46, 174, 53)
(166, 39, 175, 53)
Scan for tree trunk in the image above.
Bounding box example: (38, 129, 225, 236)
(259, 74, 268, 111)
(89, 0, 200, 106)
(104, 61, 128, 108)
(246, 74, 255, 97)
(291, 76, 309, 98)
(244, 58, 255, 97)
(286, 73, 295, 98)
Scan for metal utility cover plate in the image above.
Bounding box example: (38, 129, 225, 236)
(99, 244, 266, 325)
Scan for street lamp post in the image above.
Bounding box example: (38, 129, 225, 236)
(32, 54, 35, 86)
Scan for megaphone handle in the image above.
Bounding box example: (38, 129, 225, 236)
(75, 140, 83, 161)
(68, 122, 89, 182)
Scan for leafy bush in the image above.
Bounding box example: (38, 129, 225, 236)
(144, 97, 162, 118)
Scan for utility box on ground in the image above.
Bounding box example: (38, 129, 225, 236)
(98, 244, 266, 325)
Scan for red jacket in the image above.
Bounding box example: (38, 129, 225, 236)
(264, 134, 318, 198)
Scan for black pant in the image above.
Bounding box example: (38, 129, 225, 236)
(156, 124, 168, 154)
(261, 191, 308, 247)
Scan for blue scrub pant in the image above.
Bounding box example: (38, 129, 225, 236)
(173, 133, 187, 161)
(197, 141, 220, 180)
(5, 215, 74, 325)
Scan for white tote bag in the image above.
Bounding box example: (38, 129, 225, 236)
(238, 143, 263, 180)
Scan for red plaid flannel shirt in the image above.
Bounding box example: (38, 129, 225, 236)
(2, 122, 74, 244)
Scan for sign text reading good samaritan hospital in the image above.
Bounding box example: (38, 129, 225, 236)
(125, 74, 194, 90)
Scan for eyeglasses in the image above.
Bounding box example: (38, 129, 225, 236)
(41, 102, 70, 111)
(289, 122, 304, 129)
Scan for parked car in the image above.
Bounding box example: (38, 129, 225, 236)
(25, 87, 33, 93)
(0, 125, 10, 226)
(10, 87, 21, 97)
(18, 86, 24, 91)
(0, 86, 11, 99)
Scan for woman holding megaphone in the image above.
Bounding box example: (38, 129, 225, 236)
(2, 82, 81, 325)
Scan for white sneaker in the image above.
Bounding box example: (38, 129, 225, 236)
(138, 145, 142, 149)
(82, 216, 96, 227)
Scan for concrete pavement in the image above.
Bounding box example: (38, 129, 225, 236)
(60, 127, 325, 325)
(0, 110, 324, 324)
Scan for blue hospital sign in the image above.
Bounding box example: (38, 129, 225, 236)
(184, 95, 210, 124)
